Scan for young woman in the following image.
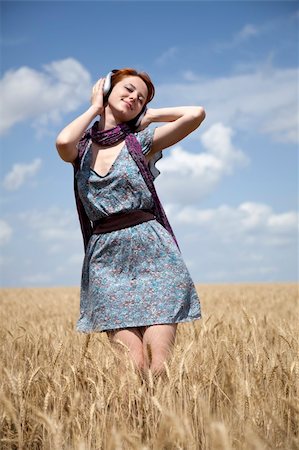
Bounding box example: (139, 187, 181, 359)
(56, 68, 206, 378)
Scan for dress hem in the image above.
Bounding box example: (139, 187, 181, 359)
(76, 315, 202, 334)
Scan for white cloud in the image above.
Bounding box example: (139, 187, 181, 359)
(155, 66, 299, 144)
(164, 200, 297, 283)
(168, 201, 298, 244)
(182, 70, 200, 82)
(155, 47, 178, 65)
(48, 243, 64, 254)
(68, 253, 84, 265)
(238, 24, 259, 40)
(1, 207, 84, 287)
(21, 273, 53, 284)
(214, 23, 260, 51)
(155, 122, 249, 203)
(0, 58, 91, 135)
(0, 254, 13, 267)
(3, 158, 42, 191)
(0, 219, 13, 245)
(3, 200, 296, 286)
(212, 12, 296, 53)
(56, 253, 84, 275)
(261, 112, 298, 144)
(267, 211, 299, 234)
(202, 265, 278, 282)
(200, 123, 248, 171)
(18, 206, 81, 244)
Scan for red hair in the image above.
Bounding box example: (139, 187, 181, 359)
(110, 68, 155, 104)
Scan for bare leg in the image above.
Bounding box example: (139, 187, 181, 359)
(106, 327, 146, 375)
(142, 324, 177, 377)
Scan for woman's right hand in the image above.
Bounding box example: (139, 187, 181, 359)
(90, 78, 106, 115)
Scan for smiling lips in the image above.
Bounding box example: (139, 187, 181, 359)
(122, 100, 133, 110)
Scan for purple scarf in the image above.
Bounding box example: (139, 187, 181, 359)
(73, 121, 180, 252)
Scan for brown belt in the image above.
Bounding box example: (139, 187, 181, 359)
(92, 209, 156, 234)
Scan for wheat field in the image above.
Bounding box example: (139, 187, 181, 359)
(0, 283, 298, 450)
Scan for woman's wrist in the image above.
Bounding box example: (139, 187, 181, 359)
(146, 108, 158, 123)
(89, 104, 104, 116)
(146, 107, 182, 123)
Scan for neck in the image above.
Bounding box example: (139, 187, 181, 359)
(89, 117, 132, 148)
(98, 106, 122, 131)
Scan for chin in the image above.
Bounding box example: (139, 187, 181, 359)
(118, 111, 137, 123)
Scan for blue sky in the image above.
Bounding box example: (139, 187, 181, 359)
(0, 1, 298, 287)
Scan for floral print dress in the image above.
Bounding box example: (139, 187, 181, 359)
(75, 127, 201, 332)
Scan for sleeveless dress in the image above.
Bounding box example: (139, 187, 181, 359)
(75, 128, 201, 333)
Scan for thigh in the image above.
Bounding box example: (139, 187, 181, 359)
(106, 327, 146, 364)
(142, 323, 177, 364)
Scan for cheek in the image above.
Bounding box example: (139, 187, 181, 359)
(108, 90, 122, 106)
(109, 89, 118, 99)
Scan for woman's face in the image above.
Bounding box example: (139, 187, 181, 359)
(108, 76, 148, 122)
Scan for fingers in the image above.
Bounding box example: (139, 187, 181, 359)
(90, 78, 106, 114)
(92, 77, 105, 93)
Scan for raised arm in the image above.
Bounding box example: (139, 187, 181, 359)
(140, 106, 206, 157)
(55, 79, 105, 163)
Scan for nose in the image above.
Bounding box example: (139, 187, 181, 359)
(128, 91, 138, 102)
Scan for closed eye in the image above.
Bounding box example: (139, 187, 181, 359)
(125, 85, 145, 103)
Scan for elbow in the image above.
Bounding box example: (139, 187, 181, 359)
(55, 139, 77, 163)
(55, 139, 68, 158)
(189, 106, 206, 129)
(55, 134, 70, 148)
(196, 106, 206, 123)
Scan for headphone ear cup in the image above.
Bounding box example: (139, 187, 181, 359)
(103, 72, 113, 96)
(103, 69, 118, 97)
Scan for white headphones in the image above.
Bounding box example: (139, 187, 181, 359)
(103, 69, 147, 128)
(103, 69, 118, 97)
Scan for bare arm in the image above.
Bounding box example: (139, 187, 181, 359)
(55, 79, 105, 163)
(141, 106, 206, 158)
(55, 105, 101, 163)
